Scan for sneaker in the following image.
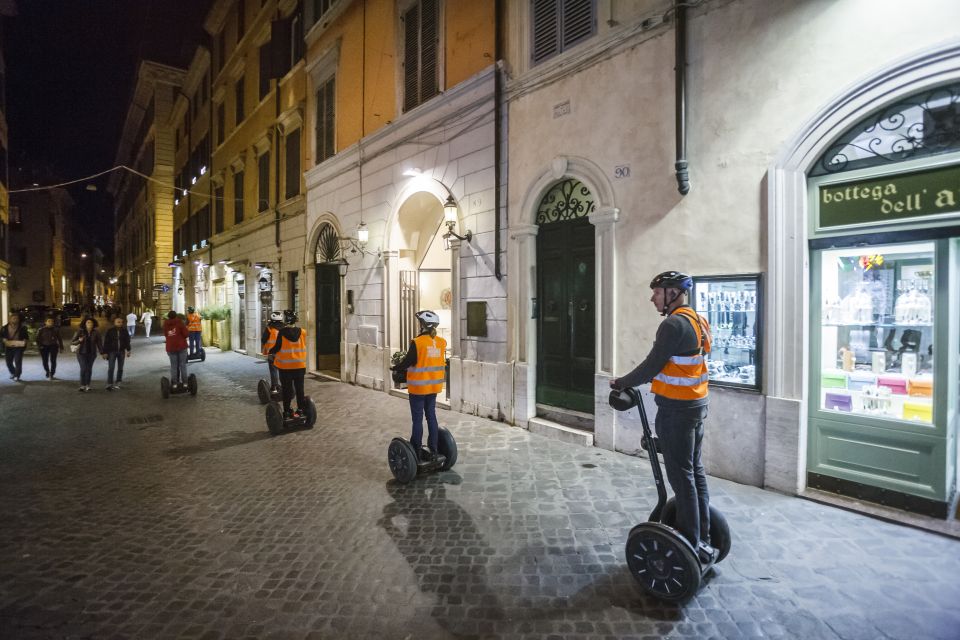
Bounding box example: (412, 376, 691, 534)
(114, 383, 121, 389)
(50, 374, 56, 380)
(14, 376, 20, 382)
(106, 385, 115, 391)
(44, 372, 50, 379)
(78, 386, 85, 392)
(8, 374, 15, 380)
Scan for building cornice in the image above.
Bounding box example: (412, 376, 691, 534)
(203, 0, 232, 35)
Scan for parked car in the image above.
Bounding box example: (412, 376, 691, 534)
(19, 305, 50, 325)
(63, 303, 82, 318)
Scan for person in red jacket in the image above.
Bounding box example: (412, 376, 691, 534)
(163, 310, 190, 389)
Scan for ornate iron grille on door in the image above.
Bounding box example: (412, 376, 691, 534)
(400, 270, 419, 348)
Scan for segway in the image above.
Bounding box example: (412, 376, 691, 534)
(265, 397, 318, 435)
(187, 347, 206, 362)
(609, 387, 731, 604)
(161, 373, 198, 399)
(387, 428, 458, 484)
(257, 379, 281, 404)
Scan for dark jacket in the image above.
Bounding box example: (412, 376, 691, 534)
(36, 326, 65, 350)
(615, 305, 709, 409)
(101, 325, 132, 354)
(2, 323, 29, 351)
(71, 327, 103, 356)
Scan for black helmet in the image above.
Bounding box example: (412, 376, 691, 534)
(283, 309, 298, 325)
(649, 271, 693, 291)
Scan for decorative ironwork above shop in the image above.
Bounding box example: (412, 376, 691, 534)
(314, 223, 342, 263)
(536, 179, 597, 224)
(812, 81, 960, 176)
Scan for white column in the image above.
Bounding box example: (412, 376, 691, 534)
(449, 238, 462, 357)
(510, 223, 538, 425)
(588, 206, 619, 375)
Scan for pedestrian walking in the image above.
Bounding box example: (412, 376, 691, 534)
(101, 316, 132, 390)
(71, 317, 103, 392)
(390, 310, 446, 462)
(163, 310, 190, 389)
(140, 308, 154, 338)
(125, 311, 138, 338)
(267, 310, 308, 419)
(610, 270, 718, 566)
(186, 306, 202, 355)
(2, 311, 28, 381)
(36, 315, 65, 379)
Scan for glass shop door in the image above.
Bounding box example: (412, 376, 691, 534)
(808, 238, 957, 516)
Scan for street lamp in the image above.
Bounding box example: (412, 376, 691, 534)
(443, 195, 472, 244)
(356, 222, 369, 248)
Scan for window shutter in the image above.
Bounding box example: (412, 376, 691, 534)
(271, 18, 292, 79)
(419, 0, 439, 104)
(285, 129, 301, 200)
(323, 77, 335, 160)
(561, 0, 594, 50)
(531, 0, 559, 64)
(402, 4, 420, 112)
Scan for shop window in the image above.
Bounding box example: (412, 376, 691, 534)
(691, 275, 762, 391)
(531, 0, 596, 65)
(812, 80, 960, 176)
(234, 170, 245, 223)
(401, 0, 439, 112)
(285, 128, 301, 200)
(315, 76, 335, 164)
(258, 151, 270, 212)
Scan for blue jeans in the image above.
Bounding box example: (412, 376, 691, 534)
(77, 351, 97, 386)
(268, 362, 280, 388)
(107, 351, 126, 384)
(189, 331, 202, 354)
(409, 393, 439, 452)
(127, 324, 136, 337)
(654, 404, 710, 548)
(167, 349, 188, 384)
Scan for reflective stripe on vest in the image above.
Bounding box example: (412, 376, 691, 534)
(650, 307, 712, 401)
(187, 313, 202, 332)
(262, 327, 279, 356)
(407, 334, 447, 395)
(274, 330, 308, 369)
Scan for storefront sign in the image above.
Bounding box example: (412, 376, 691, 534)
(818, 164, 960, 228)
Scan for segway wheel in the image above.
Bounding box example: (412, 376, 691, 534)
(160, 377, 171, 399)
(625, 524, 701, 604)
(709, 506, 731, 563)
(257, 379, 271, 405)
(303, 397, 317, 429)
(266, 403, 284, 436)
(437, 428, 458, 471)
(200, 348, 206, 362)
(388, 438, 418, 484)
(661, 498, 732, 563)
(187, 374, 198, 396)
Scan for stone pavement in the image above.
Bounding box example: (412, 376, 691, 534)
(1, 339, 959, 640)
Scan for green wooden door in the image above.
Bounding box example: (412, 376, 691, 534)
(315, 264, 341, 372)
(536, 216, 595, 413)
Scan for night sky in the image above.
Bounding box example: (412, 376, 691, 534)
(5, 0, 213, 253)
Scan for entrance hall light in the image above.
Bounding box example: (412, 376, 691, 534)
(357, 221, 369, 247)
(442, 195, 472, 245)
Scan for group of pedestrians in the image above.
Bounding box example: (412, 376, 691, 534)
(71, 316, 133, 392)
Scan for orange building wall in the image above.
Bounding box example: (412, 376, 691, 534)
(445, 0, 495, 89)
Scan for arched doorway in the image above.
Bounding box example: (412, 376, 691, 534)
(535, 178, 596, 416)
(314, 223, 343, 378)
(392, 192, 453, 347)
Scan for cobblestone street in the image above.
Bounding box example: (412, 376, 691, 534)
(1, 339, 959, 639)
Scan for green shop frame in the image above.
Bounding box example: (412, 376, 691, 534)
(691, 274, 762, 392)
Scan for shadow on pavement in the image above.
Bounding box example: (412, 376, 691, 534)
(163, 430, 272, 458)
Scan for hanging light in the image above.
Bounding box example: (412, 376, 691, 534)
(443, 195, 458, 224)
(357, 221, 369, 247)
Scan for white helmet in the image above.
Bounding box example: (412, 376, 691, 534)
(269, 311, 283, 322)
(416, 310, 440, 328)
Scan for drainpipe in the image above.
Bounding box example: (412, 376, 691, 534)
(494, 0, 503, 280)
(674, 1, 690, 196)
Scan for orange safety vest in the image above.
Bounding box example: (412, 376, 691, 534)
(262, 326, 279, 356)
(407, 334, 447, 395)
(650, 307, 712, 401)
(274, 329, 308, 370)
(187, 313, 202, 332)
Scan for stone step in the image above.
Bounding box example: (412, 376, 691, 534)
(528, 417, 594, 447)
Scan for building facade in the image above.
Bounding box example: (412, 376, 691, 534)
(109, 61, 185, 318)
(302, 0, 502, 415)
(503, 0, 960, 517)
(0, 0, 15, 321)
(7, 187, 75, 309)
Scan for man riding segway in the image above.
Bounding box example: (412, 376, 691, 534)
(260, 310, 284, 398)
(268, 310, 309, 421)
(186, 306, 203, 359)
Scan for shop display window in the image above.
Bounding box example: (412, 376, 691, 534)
(692, 274, 761, 391)
(818, 241, 935, 424)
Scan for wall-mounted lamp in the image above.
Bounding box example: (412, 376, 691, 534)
(336, 257, 349, 278)
(443, 195, 472, 244)
(177, 287, 184, 295)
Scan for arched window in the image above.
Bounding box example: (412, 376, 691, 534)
(536, 178, 596, 224)
(314, 223, 341, 263)
(812, 81, 960, 176)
